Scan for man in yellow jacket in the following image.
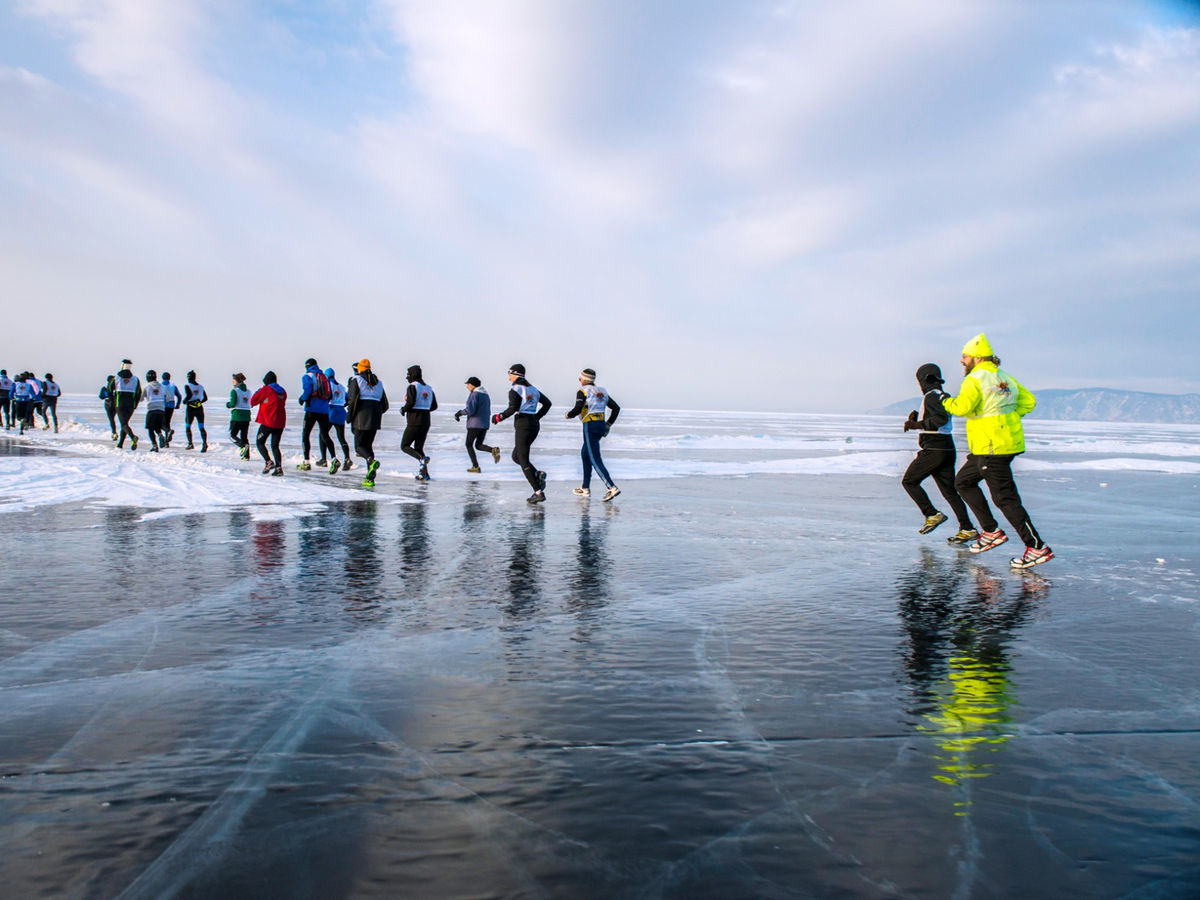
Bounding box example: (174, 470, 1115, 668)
(942, 334, 1053, 569)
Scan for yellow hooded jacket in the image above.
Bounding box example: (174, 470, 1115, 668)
(942, 361, 1035, 455)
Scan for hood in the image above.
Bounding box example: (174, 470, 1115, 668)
(269, 383, 286, 396)
(406, 365, 423, 382)
(118, 368, 132, 379)
(916, 363, 944, 390)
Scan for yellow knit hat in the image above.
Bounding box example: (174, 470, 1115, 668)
(358, 358, 372, 370)
(962, 333, 994, 358)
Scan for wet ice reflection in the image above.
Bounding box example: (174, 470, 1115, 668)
(1, 471, 1198, 899)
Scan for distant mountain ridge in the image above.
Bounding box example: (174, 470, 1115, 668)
(875, 388, 1200, 424)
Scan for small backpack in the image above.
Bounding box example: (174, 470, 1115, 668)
(311, 371, 332, 401)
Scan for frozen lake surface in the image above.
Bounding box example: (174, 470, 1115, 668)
(2, 399, 1199, 898)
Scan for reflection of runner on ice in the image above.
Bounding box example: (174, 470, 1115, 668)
(493, 363, 552, 504)
(566, 368, 621, 502)
(942, 334, 1053, 569)
(902, 363, 975, 543)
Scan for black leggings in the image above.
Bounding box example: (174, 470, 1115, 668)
(163, 406, 175, 433)
(116, 403, 138, 445)
(302, 411, 335, 460)
(512, 415, 541, 490)
(354, 428, 377, 464)
(401, 411, 431, 461)
(13, 399, 31, 430)
(465, 427, 494, 467)
(1, 396, 11, 426)
(902, 448, 973, 529)
(955, 454, 1044, 548)
(41, 396, 58, 427)
(331, 421, 351, 457)
(104, 402, 118, 435)
(257, 425, 283, 467)
(229, 419, 250, 449)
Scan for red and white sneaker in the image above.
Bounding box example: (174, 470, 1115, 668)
(1011, 545, 1054, 569)
(968, 529, 1008, 554)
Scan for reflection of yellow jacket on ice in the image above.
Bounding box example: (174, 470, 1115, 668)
(921, 652, 1014, 787)
(943, 361, 1036, 456)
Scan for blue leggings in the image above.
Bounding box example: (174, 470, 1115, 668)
(581, 420, 614, 489)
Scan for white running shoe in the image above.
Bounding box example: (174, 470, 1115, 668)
(602, 486, 621, 502)
(573, 487, 590, 497)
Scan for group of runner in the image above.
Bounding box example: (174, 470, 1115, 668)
(900, 333, 1053, 570)
(91, 358, 622, 502)
(6, 333, 1052, 550)
(0, 370, 62, 434)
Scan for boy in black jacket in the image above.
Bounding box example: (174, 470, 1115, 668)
(901, 363, 977, 543)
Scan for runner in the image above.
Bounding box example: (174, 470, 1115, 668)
(0, 369, 12, 430)
(11, 373, 34, 435)
(99, 373, 118, 440)
(41, 374, 61, 432)
(943, 334, 1053, 569)
(112, 362, 142, 449)
(400, 364, 437, 480)
(565, 368, 621, 502)
(325, 367, 351, 473)
(183, 370, 208, 452)
(901, 363, 976, 543)
(251, 371, 287, 475)
(142, 370, 167, 451)
(455, 376, 499, 473)
(492, 363, 552, 503)
(161, 372, 182, 447)
(346, 359, 388, 487)
(227, 373, 252, 460)
(297, 358, 335, 470)
(28, 374, 43, 429)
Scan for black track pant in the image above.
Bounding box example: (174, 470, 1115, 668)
(13, 400, 30, 430)
(331, 421, 351, 458)
(116, 400, 138, 445)
(1, 396, 10, 426)
(103, 402, 118, 435)
(302, 411, 335, 461)
(512, 415, 541, 491)
(41, 397, 58, 427)
(354, 428, 377, 464)
(401, 411, 431, 461)
(257, 425, 283, 467)
(903, 448, 973, 529)
(229, 419, 250, 449)
(465, 427, 494, 467)
(955, 454, 1044, 548)
(163, 407, 175, 433)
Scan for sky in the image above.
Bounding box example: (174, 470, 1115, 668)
(2, 0, 1198, 412)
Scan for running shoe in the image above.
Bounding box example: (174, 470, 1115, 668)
(947, 528, 979, 545)
(262, 463, 274, 475)
(602, 486, 621, 502)
(296, 461, 312, 471)
(968, 530, 1008, 554)
(343, 458, 353, 470)
(329, 459, 341, 475)
(919, 511, 948, 534)
(130, 436, 138, 451)
(1011, 545, 1055, 569)
(468, 466, 482, 473)
(573, 487, 590, 497)
(271, 467, 284, 477)
(316, 458, 328, 467)
(527, 490, 546, 504)
(240, 446, 251, 460)
(491, 446, 501, 464)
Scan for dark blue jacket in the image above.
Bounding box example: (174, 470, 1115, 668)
(458, 388, 492, 430)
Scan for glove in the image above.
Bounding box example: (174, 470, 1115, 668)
(454, 411, 462, 421)
(903, 420, 917, 432)
(492, 414, 501, 425)
(604, 423, 611, 436)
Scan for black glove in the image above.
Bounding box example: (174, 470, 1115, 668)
(604, 423, 611, 436)
(454, 411, 462, 421)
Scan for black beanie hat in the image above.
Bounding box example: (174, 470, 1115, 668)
(263, 371, 277, 385)
(305, 358, 317, 369)
(915, 363, 944, 388)
(508, 363, 525, 376)
(465, 376, 481, 387)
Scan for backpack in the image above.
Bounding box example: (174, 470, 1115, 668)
(310, 371, 332, 401)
